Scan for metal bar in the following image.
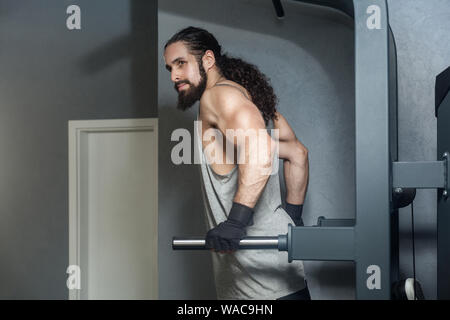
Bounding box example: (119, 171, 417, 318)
(272, 0, 285, 18)
(172, 236, 280, 250)
(354, 0, 392, 299)
(393, 161, 446, 189)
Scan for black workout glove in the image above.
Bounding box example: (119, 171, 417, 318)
(205, 202, 254, 252)
(285, 202, 304, 226)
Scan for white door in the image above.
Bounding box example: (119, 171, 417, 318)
(68, 118, 158, 300)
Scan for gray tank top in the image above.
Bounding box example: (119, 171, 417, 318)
(196, 83, 306, 300)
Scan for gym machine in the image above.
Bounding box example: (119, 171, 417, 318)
(172, 0, 450, 300)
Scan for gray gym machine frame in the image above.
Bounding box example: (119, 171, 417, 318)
(172, 0, 450, 299)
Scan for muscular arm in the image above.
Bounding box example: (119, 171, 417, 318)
(226, 109, 274, 208)
(202, 87, 276, 209)
(273, 111, 309, 204)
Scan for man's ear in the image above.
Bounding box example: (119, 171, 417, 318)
(202, 50, 216, 72)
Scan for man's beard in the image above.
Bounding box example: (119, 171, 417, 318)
(176, 64, 207, 111)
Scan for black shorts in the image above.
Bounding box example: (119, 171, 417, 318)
(277, 282, 311, 300)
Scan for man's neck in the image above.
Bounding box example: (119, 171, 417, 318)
(199, 70, 226, 126)
(205, 69, 226, 90)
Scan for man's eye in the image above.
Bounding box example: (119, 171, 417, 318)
(178, 61, 185, 66)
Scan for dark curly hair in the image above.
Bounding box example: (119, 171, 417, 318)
(164, 26, 278, 126)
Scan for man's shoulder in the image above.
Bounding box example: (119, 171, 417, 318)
(200, 84, 250, 118)
(201, 83, 243, 104)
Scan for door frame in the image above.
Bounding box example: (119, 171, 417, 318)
(67, 118, 158, 300)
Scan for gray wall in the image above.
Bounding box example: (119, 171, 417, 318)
(158, 0, 450, 300)
(0, 0, 157, 299)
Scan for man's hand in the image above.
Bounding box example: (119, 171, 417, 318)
(205, 202, 254, 253)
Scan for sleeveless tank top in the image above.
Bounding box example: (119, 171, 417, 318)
(196, 83, 306, 300)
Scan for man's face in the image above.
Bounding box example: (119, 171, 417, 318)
(164, 41, 207, 110)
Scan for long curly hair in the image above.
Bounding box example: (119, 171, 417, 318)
(164, 26, 278, 125)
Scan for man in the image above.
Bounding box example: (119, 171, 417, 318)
(164, 26, 310, 300)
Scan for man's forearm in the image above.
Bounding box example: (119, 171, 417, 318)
(234, 168, 271, 208)
(284, 157, 308, 205)
(233, 133, 275, 208)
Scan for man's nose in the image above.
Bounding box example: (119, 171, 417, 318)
(171, 70, 180, 83)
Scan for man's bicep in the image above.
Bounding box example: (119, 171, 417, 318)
(215, 95, 275, 172)
(215, 93, 268, 150)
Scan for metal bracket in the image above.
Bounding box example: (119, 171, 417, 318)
(287, 224, 355, 262)
(443, 151, 449, 199)
(392, 153, 449, 199)
(316, 216, 355, 227)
